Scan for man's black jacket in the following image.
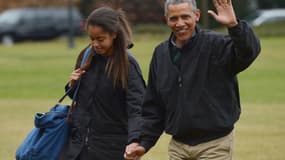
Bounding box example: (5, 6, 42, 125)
(140, 21, 261, 151)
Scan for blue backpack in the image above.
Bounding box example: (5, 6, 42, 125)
(15, 105, 71, 160)
(16, 47, 92, 160)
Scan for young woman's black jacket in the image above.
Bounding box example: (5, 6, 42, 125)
(140, 20, 261, 151)
(58, 50, 145, 160)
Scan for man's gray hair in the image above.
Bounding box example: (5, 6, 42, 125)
(164, 0, 197, 15)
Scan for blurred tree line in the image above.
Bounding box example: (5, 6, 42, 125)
(0, 0, 79, 12)
(78, 0, 165, 24)
(259, 0, 285, 8)
(1, 0, 285, 28)
(78, 0, 285, 28)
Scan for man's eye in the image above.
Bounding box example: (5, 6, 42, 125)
(169, 17, 178, 22)
(182, 15, 191, 20)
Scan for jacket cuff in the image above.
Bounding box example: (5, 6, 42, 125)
(65, 82, 71, 92)
(228, 19, 244, 37)
(140, 140, 155, 153)
(128, 134, 140, 144)
(65, 82, 75, 99)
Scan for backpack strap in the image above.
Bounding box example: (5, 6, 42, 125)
(57, 47, 92, 103)
(56, 47, 92, 123)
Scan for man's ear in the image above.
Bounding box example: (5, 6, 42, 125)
(195, 9, 201, 22)
(165, 15, 170, 26)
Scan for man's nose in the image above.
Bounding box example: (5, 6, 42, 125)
(175, 18, 185, 27)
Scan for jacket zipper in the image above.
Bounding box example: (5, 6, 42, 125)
(85, 128, 90, 145)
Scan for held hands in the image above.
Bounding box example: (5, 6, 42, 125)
(124, 143, 145, 160)
(208, 0, 238, 28)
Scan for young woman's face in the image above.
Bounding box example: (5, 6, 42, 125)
(87, 25, 116, 55)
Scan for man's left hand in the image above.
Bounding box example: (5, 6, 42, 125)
(208, 0, 238, 28)
(124, 143, 145, 160)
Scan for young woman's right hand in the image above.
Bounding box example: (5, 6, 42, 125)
(69, 69, 86, 86)
(70, 68, 86, 81)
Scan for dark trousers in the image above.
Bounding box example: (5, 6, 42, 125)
(58, 134, 126, 160)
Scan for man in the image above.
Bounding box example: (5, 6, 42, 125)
(125, 0, 261, 159)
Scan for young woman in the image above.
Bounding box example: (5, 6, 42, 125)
(57, 7, 145, 160)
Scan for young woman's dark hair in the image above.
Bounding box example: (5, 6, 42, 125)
(75, 7, 132, 89)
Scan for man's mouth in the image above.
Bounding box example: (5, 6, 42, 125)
(176, 28, 188, 34)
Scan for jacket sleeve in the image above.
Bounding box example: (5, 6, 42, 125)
(140, 50, 166, 152)
(64, 83, 75, 99)
(212, 20, 261, 75)
(126, 57, 146, 144)
(64, 80, 83, 101)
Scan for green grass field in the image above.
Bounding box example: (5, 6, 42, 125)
(0, 35, 285, 160)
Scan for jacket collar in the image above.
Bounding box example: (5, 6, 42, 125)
(168, 27, 200, 50)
